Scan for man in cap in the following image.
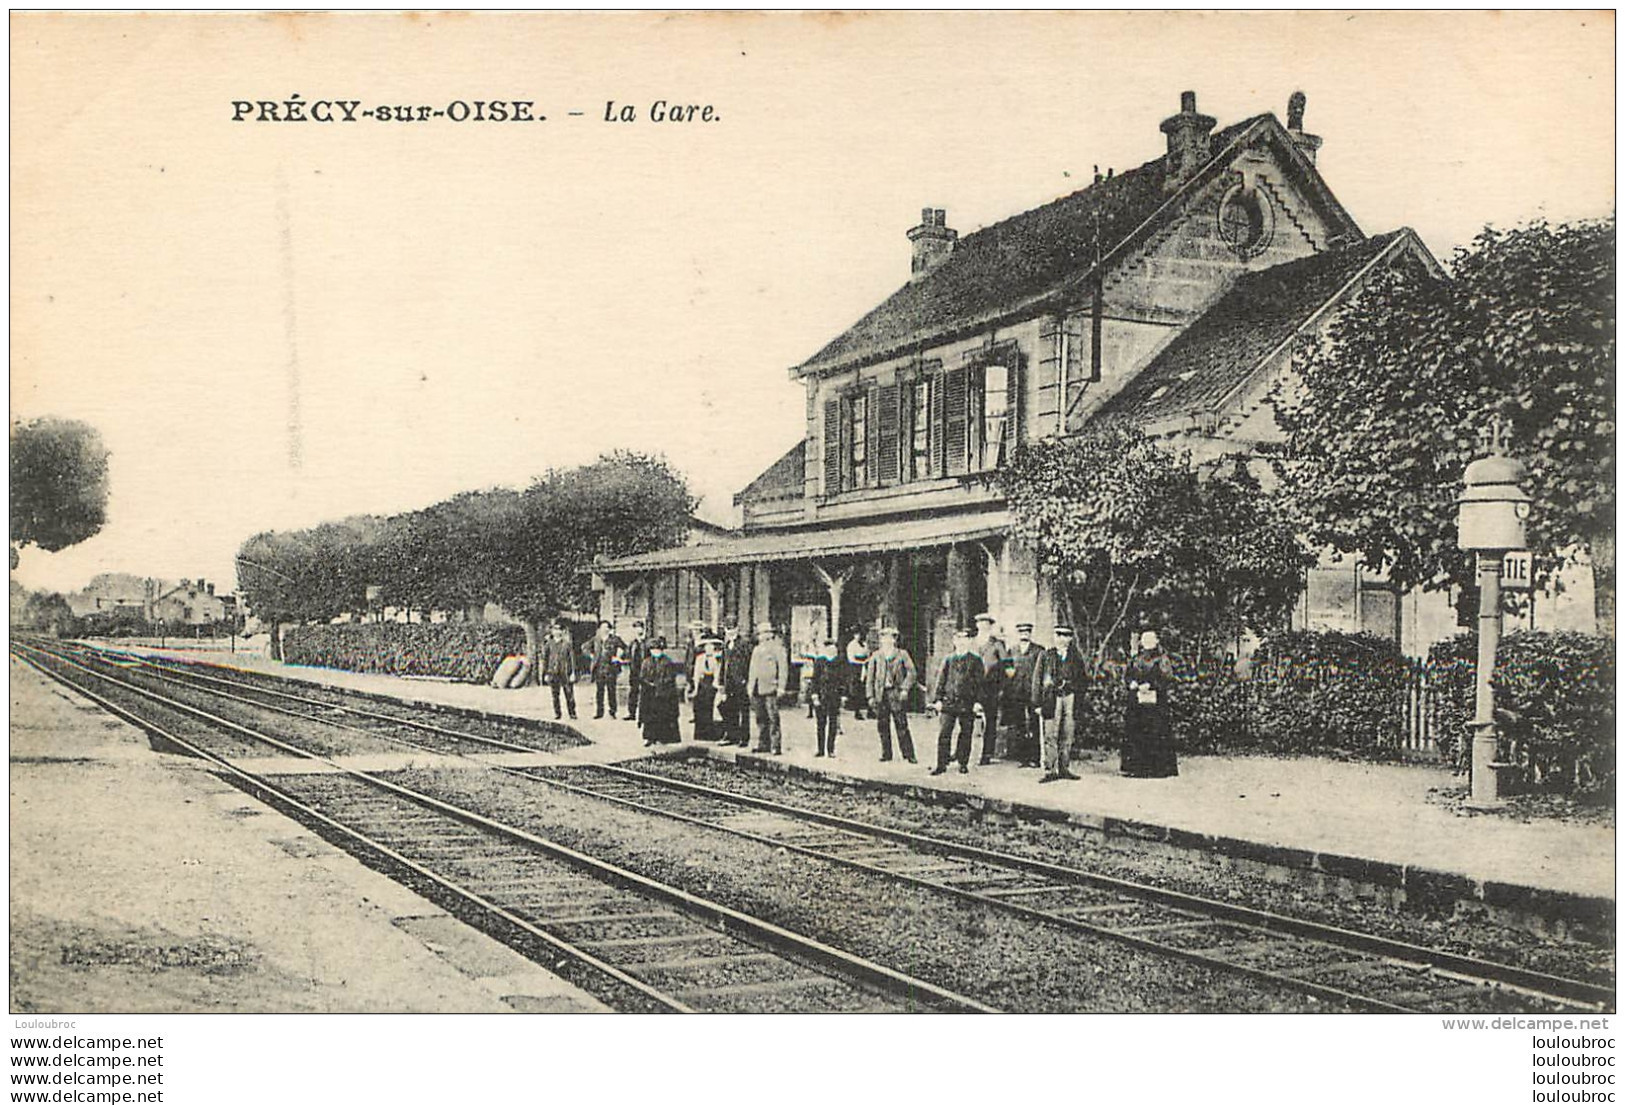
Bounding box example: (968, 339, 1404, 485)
(747, 620, 789, 754)
(1034, 624, 1085, 782)
(807, 635, 845, 758)
(930, 626, 985, 775)
(717, 619, 753, 746)
(973, 612, 1007, 766)
(621, 620, 648, 725)
(584, 619, 625, 719)
(864, 626, 918, 763)
(539, 620, 579, 721)
(1003, 621, 1043, 767)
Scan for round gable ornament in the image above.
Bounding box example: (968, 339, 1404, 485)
(1216, 181, 1276, 259)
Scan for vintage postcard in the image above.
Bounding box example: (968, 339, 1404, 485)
(8, 10, 1616, 1100)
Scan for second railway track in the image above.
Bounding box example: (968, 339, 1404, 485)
(14, 640, 992, 1014)
(22, 639, 1615, 1015)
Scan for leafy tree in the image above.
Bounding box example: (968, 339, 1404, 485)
(10, 417, 110, 563)
(1276, 218, 1615, 628)
(8, 581, 79, 637)
(236, 452, 694, 676)
(490, 451, 695, 681)
(1000, 426, 1311, 664)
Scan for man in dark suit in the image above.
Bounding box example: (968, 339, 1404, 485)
(621, 620, 648, 725)
(808, 636, 844, 758)
(1003, 621, 1042, 767)
(865, 626, 917, 763)
(718, 620, 752, 746)
(539, 621, 578, 721)
(584, 619, 625, 719)
(1035, 624, 1084, 782)
(930, 627, 985, 775)
(973, 612, 1007, 765)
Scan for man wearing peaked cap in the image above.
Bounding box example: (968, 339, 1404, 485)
(808, 635, 844, 758)
(1003, 620, 1043, 768)
(864, 626, 918, 764)
(747, 621, 788, 754)
(1034, 624, 1084, 782)
(717, 620, 753, 747)
(622, 619, 648, 726)
(930, 626, 985, 775)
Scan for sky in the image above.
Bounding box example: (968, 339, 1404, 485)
(10, 10, 1615, 596)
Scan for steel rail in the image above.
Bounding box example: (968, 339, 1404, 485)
(14, 643, 997, 1014)
(12, 645, 691, 1013)
(584, 761, 1616, 1010)
(35, 643, 1415, 1009)
(34, 640, 1609, 1012)
(101, 647, 551, 755)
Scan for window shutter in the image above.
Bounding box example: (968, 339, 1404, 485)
(930, 369, 947, 476)
(822, 399, 841, 496)
(943, 366, 969, 475)
(876, 382, 901, 484)
(1007, 349, 1022, 454)
(865, 384, 881, 488)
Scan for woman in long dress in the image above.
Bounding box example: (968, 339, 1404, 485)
(689, 637, 723, 741)
(1121, 631, 1178, 778)
(640, 637, 683, 746)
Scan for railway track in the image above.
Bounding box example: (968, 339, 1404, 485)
(26, 639, 1616, 1014)
(13, 640, 993, 1014)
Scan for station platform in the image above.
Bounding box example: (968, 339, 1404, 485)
(110, 644, 1614, 912)
(9, 656, 607, 1013)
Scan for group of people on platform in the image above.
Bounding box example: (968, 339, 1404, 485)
(529, 615, 1178, 780)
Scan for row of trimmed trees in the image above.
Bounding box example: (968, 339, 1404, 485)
(235, 451, 694, 676)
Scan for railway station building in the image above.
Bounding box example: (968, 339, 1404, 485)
(592, 91, 1592, 684)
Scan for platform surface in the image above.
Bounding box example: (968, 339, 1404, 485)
(9, 656, 607, 1014)
(112, 642, 1615, 901)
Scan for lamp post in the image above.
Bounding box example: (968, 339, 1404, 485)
(1455, 452, 1533, 807)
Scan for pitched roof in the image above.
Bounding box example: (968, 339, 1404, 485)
(792, 113, 1356, 376)
(734, 439, 807, 505)
(1092, 230, 1414, 427)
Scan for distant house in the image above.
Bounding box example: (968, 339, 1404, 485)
(67, 574, 235, 628)
(151, 579, 232, 627)
(594, 91, 1593, 672)
(65, 573, 152, 619)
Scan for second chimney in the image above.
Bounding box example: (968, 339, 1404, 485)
(907, 208, 957, 282)
(1286, 91, 1322, 164)
(1160, 90, 1217, 190)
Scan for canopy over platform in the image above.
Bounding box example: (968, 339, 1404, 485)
(596, 508, 1011, 574)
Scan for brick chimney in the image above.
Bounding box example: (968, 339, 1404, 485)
(1160, 90, 1217, 190)
(907, 208, 957, 282)
(1285, 90, 1322, 165)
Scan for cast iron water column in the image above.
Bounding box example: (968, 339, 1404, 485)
(1454, 452, 1533, 807)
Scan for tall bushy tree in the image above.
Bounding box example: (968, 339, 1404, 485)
(1000, 426, 1310, 664)
(237, 452, 695, 677)
(10, 417, 111, 566)
(491, 451, 695, 680)
(1277, 218, 1615, 627)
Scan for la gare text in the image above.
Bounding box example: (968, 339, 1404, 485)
(229, 97, 719, 124)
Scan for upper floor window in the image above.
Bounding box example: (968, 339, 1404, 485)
(847, 392, 868, 489)
(821, 344, 1019, 497)
(909, 377, 934, 480)
(982, 361, 1010, 470)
